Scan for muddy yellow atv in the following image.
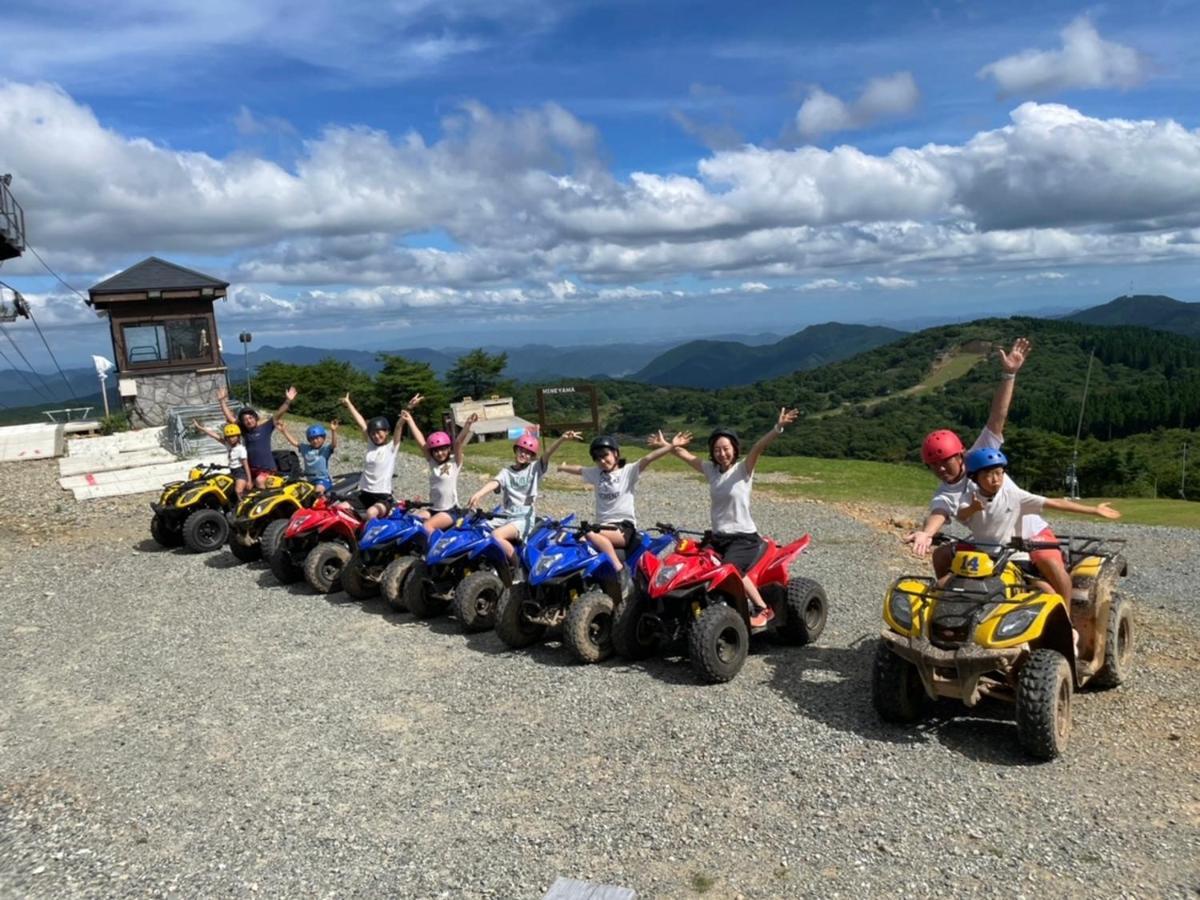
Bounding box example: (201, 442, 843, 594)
(227, 477, 321, 563)
(872, 535, 1132, 760)
(150, 464, 245, 553)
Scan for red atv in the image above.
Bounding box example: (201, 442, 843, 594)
(264, 496, 365, 593)
(612, 523, 828, 683)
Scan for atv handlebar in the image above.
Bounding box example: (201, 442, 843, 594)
(653, 522, 706, 537)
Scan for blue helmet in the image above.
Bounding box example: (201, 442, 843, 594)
(306, 424, 327, 442)
(965, 447, 1008, 476)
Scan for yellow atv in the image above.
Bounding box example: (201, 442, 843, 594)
(150, 464, 243, 553)
(227, 477, 321, 562)
(873, 535, 1132, 760)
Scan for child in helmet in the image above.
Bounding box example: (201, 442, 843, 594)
(905, 337, 1031, 574)
(192, 419, 253, 498)
(217, 383, 296, 489)
(399, 408, 479, 534)
(279, 419, 339, 493)
(669, 408, 799, 628)
(467, 428, 581, 564)
(955, 447, 1120, 601)
(341, 392, 421, 520)
(557, 431, 691, 596)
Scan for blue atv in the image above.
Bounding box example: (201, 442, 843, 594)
(340, 500, 430, 604)
(407, 509, 550, 632)
(496, 519, 674, 663)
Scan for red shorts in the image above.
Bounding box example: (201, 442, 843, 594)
(1028, 527, 1064, 567)
(248, 464, 277, 481)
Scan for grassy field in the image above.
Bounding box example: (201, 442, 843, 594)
(812, 346, 988, 419)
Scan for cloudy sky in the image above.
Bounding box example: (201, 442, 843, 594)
(1, 0, 1199, 366)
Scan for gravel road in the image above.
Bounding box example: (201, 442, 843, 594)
(2, 444, 1198, 899)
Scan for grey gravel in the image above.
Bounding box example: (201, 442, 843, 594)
(1, 444, 1199, 899)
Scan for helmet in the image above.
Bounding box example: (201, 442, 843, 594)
(514, 432, 541, 455)
(367, 416, 390, 433)
(921, 429, 965, 465)
(237, 407, 258, 423)
(708, 427, 740, 457)
(426, 431, 453, 450)
(589, 435, 619, 460)
(222, 423, 242, 438)
(965, 447, 1008, 476)
(305, 424, 327, 442)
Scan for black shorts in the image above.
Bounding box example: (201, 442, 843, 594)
(357, 491, 394, 513)
(706, 532, 765, 574)
(431, 505, 466, 521)
(597, 520, 638, 548)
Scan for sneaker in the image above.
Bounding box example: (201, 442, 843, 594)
(749, 606, 775, 628)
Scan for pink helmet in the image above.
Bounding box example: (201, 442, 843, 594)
(513, 433, 540, 455)
(921, 429, 965, 465)
(427, 431, 452, 450)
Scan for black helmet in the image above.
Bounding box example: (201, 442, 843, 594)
(589, 435, 620, 460)
(237, 406, 258, 423)
(708, 427, 740, 458)
(367, 416, 390, 433)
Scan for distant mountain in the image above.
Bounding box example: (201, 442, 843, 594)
(234, 345, 455, 376)
(632, 322, 906, 388)
(1065, 295, 1200, 338)
(1, 366, 102, 410)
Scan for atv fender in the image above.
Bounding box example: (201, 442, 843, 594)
(750, 534, 811, 584)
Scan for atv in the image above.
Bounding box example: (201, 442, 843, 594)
(406, 509, 547, 633)
(872, 534, 1132, 760)
(150, 463, 245, 553)
(264, 494, 364, 593)
(612, 524, 828, 683)
(340, 501, 430, 603)
(227, 471, 359, 563)
(495, 517, 674, 663)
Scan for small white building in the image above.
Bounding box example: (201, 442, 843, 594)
(448, 396, 535, 440)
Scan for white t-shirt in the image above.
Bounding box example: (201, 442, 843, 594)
(581, 463, 641, 526)
(228, 443, 248, 473)
(702, 459, 757, 534)
(495, 460, 548, 513)
(358, 441, 399, 494)
(428, 458, 461, 512)
(959, 477, 1047, 544)
(929, 427, 1001, 518)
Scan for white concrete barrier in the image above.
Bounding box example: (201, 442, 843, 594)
(59, 452, 226, 500)
(0, 423, 65, 462)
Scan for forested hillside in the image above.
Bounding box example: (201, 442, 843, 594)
(1066, 294, 1200, 338)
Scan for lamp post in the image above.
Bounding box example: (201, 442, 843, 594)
(239, 332, 253, 406)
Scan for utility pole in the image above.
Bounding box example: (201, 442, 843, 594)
(1066, 347, 1095, 500)
(239, 332, 253, 406)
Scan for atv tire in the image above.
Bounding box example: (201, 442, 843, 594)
(341, 553, 378, 600)
(611, 593, 658, 660)
(495, 583, 546, 649)
(264, 520, 302, 584)
(1016, 648, 1073, 761)
(689, 601, 749, 684)
(405, 562, 448, 619)
(1093, 593, 1133, 689)
(182, 508, 229, 554)
(150, 513, 183, 548)
(778, 577, 828, 645)
(454, 570, 504, 632)
(305, 542, 352, 594)
(871, 640, 925, 723)
(563, 589, 615, 663)
(228, 531, 261, 563)
(380, 557, 417, 612)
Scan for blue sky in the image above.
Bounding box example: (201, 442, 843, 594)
(2, 0, 1199, 367)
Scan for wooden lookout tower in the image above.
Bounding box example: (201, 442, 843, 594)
(87, 257, 229, 427)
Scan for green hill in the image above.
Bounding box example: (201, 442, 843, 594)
(632, 322, 905, 388)
(1066, 294, 1200, 338)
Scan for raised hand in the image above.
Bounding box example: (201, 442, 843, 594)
(671, 431, 693, 448)
(405, 393, 424, 410)
(998, 337, 1031, 374)
(466, 412, 479, 427)
(778, 407, 799, 428)
(646, 430, 668, 449)
(329, 418, 340, 432)
(562, 430, 583, 441)
(1096, 502, 1121, 520)
(341, 393, 352, 407)
(285, 385, 297, 403)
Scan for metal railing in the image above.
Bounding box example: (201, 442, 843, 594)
(0, 177, 26, 260)
(164, 400, 236, 458)
(42, 407, 94, 423)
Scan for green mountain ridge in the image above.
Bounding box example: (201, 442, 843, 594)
(1066, 294, 1200, 338)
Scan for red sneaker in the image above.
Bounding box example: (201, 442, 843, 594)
(749, 606, 775, 628)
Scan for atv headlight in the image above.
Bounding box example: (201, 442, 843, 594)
(995, 603, 1044, 641)
(250, 500, 275, 517)
(654, 562, 683, 590)
(534, 552, 564, 577)
(888, 591, 914, 631)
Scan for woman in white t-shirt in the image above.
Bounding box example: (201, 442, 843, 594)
(400, 408, 479, 534)
(341, 391, 421, 520)
(556, 431, 688, 595)
(670, 407, 799, 628)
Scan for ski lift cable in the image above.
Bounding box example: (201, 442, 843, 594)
(12, 245, 89, 403)
(0, 337, 55, 403)
(25, 244, 88, 302)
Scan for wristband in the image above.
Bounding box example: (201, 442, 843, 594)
(775, 424, 785, 434)
(999, 373, 1015, 381)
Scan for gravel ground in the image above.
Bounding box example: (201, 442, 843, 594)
(2, 441, 1199, 899)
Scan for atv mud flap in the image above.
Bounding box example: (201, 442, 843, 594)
(880, 631, 1024, 707)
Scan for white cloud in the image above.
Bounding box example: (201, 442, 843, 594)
(795, 72, 919, 138)
(740, 282, 769, 292)
(979, 17, 1146, 96)
(865, 276, 916, 289)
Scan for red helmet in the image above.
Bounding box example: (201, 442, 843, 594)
(921, 429, 965, 465)
(514, 433, 540, 455)
(427, 431, 452, 450)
